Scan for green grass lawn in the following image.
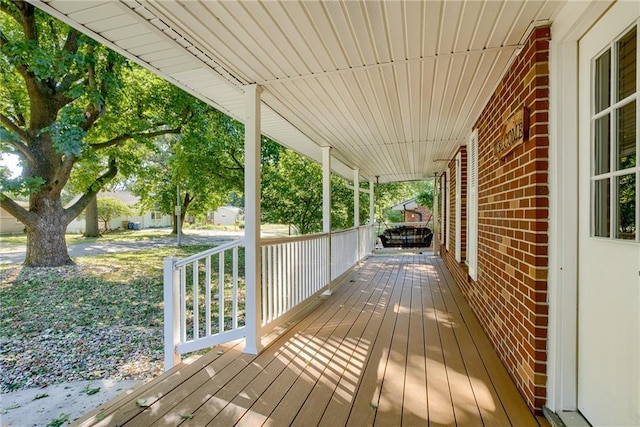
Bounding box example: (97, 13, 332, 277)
(0, 229, 175, 249)
(0, 243, 244, 392)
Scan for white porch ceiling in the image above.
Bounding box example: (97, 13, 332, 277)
(31, 0, 564, 183)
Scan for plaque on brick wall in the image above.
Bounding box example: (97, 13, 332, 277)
(494, 107, 529, 159)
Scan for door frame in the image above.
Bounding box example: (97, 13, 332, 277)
(547, 0, 616, 415)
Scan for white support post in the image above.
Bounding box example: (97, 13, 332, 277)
(353, 169, 360, 228)
(322, 147, 332, 294)
(369, 179, 375, 249)
(433, 174, 439, 256)
(244, 84, 263, 354)
(369, 180, 375, 225)
(163, 256, 181, 370)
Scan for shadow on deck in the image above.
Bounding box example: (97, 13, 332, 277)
(74, 251, 548, 426)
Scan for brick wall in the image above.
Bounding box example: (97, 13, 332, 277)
(440, 26, 550, 413)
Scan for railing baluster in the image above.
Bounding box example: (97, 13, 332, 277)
(233, 246, 239, 329)
(205, 255, 211, 337)
(180, 266, 186, 343)
(219, 249, 225, 333)
(192, 260, 199, 340)
(268, 245, 274, 323)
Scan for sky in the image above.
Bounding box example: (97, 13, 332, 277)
(0, 153, 22, 178)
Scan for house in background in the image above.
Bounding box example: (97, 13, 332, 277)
(208, 206, 243, 226)
(390, 198, 431, 224)
(0, 202, 27, 234)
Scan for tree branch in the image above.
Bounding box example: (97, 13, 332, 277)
(0, 194, 35, 225)
(90, 127, 182, 151)
(0, 1, 23, 26)
(229, 150, 245, 171)
(63, 158, 118, 223)
(0, 114, 36, 163)
(14, 1, 37, 41)
(62, 27, 80, 55)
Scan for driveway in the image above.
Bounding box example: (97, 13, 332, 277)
(0, 229, 246, 265)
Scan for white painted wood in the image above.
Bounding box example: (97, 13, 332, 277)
(433, 173, 439, 256)
(578, 4, 640, 425)
(369, 180, 375, 226)
(546, 0, 612, 412)
(192, 260, 198, 340)
(243, 84, 263, 355)
(354, 169, 360, 228)
(322, 147, 332, 234)
(163, 256, 181, 370)
(467, 130, 478, 281)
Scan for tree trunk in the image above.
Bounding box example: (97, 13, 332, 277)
(171, 212, 187, 234)
(24, 195, 73, 267)
(83, 195, 100, 237)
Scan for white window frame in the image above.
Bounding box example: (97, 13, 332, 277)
(467, 129, 479, 280)
(589, 24, 639, 243)
(455, 152, 462, 262)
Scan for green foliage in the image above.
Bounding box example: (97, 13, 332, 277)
(0, 3, 211, 265)
(416, 180, 434, 212)
(131, 111, 242, 227)
(261, 148, 323, 234)
(261, 146, 370, 234)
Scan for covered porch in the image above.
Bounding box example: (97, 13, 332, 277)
(75, 251, 547, 426)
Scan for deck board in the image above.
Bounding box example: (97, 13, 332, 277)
(73, 252, 547, 427)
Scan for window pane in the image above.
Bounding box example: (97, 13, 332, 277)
(617, 26, 637, 101)
(594, 179, 611, 237)
(594, 115, 611, 175)
(617, 100, 636, 170)
(616, 174, 636, 240)
(595, 49, 611, 113)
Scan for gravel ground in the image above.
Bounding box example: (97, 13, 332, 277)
(0, 264, 165, 393)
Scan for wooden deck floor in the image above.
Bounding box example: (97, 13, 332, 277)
(75, 251, 548, 426)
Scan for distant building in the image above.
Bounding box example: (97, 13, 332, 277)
(208, 206, 243, 226)
(0, 202, 28, 234)
(390, 198, 432, 224)
(0, 191, 173, 235)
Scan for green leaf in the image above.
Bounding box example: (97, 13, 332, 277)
(46, 413, 69, 427)
(34, 393, 49, 400)
(180, 413, 194, 419)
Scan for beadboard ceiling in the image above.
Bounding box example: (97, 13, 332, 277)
(29, 0, 563, 183)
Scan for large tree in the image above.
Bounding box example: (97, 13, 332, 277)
(133, 109, 248, 234)
(0, 2, 193, 266)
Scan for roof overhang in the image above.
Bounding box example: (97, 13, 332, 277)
(28, 0, 565, 183)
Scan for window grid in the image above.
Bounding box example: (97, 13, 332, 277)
(591, 23, 639, 243)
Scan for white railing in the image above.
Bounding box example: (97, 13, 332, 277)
(164, 226, 375, 369)
(260, 233, 328, 333)
(359, 225, 375, 258)
(164, 240, 245, 369)
(331, 228, 359, 281)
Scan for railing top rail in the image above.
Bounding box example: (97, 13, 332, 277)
(261, 232, 328, 246)
(174, 238, 244, 268)
(262, 224, 375, 246)
(332, 226, 358, 235)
